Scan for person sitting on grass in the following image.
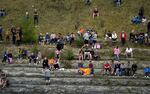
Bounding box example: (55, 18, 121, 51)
(112, 31, 118, 44)
(45, 32, 50, 45)
(104, 31, 112, 40)
(125, 47, 133, 58)
(44, 67, 51, 85)
(50, 32, 56, 44)
(38, 33, 44, 45)
(129, 30, 135, 42)
(132, 16, 142, 24)
(92, 8, 100, 19)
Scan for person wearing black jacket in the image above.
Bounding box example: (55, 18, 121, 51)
(29, 53, 36, 64)
(147, 21, 150, 37)
(131, 63, 137, 76)
(43, 57, 49, 69)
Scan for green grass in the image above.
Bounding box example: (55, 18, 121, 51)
(0, 0, 150, 37)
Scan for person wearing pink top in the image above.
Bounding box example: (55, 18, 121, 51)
(114, 46, 121, 61)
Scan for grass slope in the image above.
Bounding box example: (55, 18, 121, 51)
(0, 0, 150, 37)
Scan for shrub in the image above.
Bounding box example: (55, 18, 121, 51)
(47, 48, 55, 59)
(19, 18, 38, 43)
(75, 36, 84, 48)
(61, 48, 75, 60)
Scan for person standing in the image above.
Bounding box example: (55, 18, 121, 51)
(33, 9, 39, 25)
(43, 57, 49, 70)
(92, 8, 100, 19)
(114, 46, 121, 61)
(16, 30, 20, 46)
(147, 21, 150, 36)
(131, 63, 137, 76)
(139, 6, 144, 18)
(120, 31, 127, 46)
(11, 26, 16, 44)
(0, 25, 3, 41)
(44, 67, 51, 85)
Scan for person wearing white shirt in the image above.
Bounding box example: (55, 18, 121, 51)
(112, 31, 117, 42)
(83, 32, 89, 44)
(125, 47, 133, 58)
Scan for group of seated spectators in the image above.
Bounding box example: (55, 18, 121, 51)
(104, 30, 149, 45)
(132, 6, 146, 25)
(1, 48, 41, 64)
(77, 28, 98, 46)
(129, 30, 149, 44)
(79, 44, 101, 61)
(113, 46, 133, 61)
(103, 61, 137, 76)
(0, 69, 9, 89)
(65, 33, 75, 45)
(0, 8, 6, 17)
(38, 32, 65, 45)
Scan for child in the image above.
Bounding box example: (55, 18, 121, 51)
(44, 67, 51, 85)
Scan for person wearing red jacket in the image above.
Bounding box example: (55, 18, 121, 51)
(120, 31, 127, 45)
(104, 62, 111, 75)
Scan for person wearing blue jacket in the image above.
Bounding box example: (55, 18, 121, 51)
(144, 67, 149, 78)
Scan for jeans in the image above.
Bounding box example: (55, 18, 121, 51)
(114, 54, 120, 61)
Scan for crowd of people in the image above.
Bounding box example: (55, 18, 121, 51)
(0, 0, 150, 87)
(0, 69, 9, 89)
(103, 61, 137, 76)
(0, 25, 23, 45)
(104, 30, 149, 45)
(38, 32, 65, 45)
